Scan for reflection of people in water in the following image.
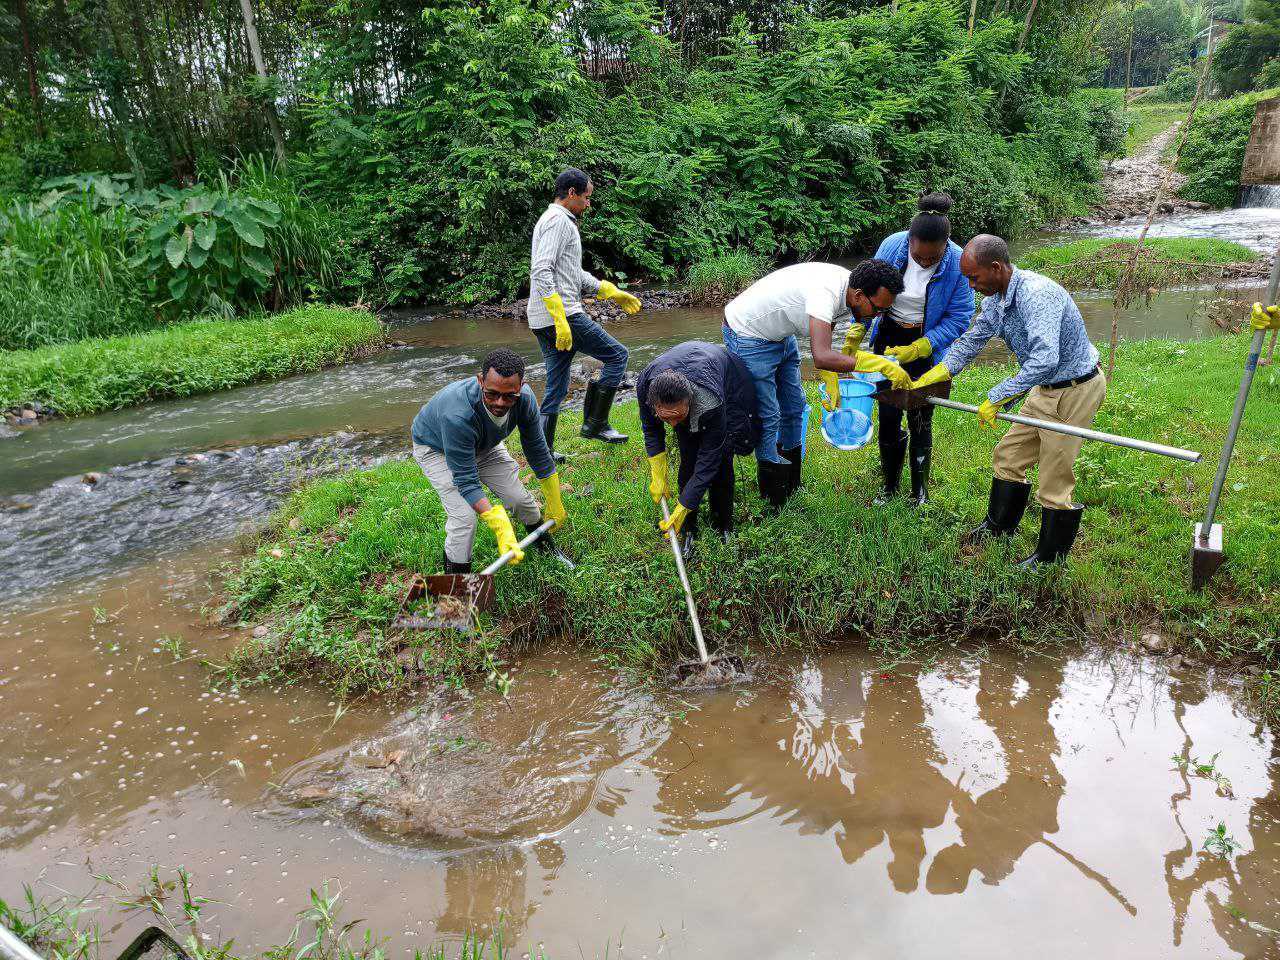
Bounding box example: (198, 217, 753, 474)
(434, 845, 541, 941)
(926, 661, 1067, 894)
(649, 661, 958, 892)
(1165, 702, 1280, 954)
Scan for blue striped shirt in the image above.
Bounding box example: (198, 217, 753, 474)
(942, 268, 1100, 404)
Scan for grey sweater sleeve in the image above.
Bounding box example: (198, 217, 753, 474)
(441, 415, 486, 508)
(516, 390, 556, 480)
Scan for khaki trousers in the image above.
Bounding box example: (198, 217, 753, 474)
(992, 370, 1107, 510)
(413, 442, 541, 564)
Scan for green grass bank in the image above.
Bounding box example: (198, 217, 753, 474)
(221, 335, 1280, 700)
(1125, 101, 1189, 153)
(0, 305, 385, 417)
(1019, 237, 1259, 290)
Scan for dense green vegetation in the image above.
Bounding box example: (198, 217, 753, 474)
(1019, 237, 1258, 288)
(1178, 89, 1277, 207)
(1, 160, 336, 350)
(1093, 0, 1207, 90)
(222, 335, 1280, 700)
(4, 0, 1126, 319)
(0, 306, 383, 417)
(686, 250, 771, 304)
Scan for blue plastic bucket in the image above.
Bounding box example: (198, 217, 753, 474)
(819, 374, 879, 451)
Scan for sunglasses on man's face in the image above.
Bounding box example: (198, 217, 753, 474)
(482, 388, 521, 403)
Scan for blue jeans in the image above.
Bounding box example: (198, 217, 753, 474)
(722, 323, 806, 463)
(533, 312, 629, 416)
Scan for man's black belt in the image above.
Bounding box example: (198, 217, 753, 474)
(1045, 366, 1099, 390)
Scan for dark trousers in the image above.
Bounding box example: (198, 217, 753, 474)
(677, 429, 734, 530)
(873, 318, 935, 454)
(533, 312, 629, 416)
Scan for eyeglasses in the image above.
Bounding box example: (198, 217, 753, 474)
(482, 389, 521, 403)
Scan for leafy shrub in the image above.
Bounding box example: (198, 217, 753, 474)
(1178, 90, 1272, 207)
(1213, 22, 1280, 95)
(0, 160, 336, 348)
(1150, 64, 1200, 101)
(687, 250, 770, 304)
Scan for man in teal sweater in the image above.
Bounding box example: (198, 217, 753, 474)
(411, 349, 569, 571)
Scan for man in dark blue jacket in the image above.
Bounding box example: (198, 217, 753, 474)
(411, 349, 569, 572)
(637, 342, 760, 559)
(865, 193, 975, 505)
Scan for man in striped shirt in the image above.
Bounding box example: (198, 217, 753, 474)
(528, 168, 642, 460)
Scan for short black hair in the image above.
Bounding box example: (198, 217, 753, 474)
(554, 168, 591, 200)
(847, 258, 905, 299)
(648, 369, 693, 408)
(909, 191, 953, 244)
(967, 234, 1010, 267)
(481, 348, 525, 380)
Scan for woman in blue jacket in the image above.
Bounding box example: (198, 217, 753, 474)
(864, 193, 975, 505)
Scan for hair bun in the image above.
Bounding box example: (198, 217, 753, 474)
(917, 192, 954, 216)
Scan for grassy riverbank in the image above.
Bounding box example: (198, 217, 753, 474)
(1125, 101, 1189, 153)
(1020, 237, 1259, 290)
(0, 306, 384, 417)
(221, 334, 1280, 699)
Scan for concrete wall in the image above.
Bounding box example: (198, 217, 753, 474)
(1241, 97, 1280, 186)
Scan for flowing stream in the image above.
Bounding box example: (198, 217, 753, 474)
(3, 211, 1280, 958)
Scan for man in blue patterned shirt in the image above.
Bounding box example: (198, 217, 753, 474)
(911, 235, 1106, 566)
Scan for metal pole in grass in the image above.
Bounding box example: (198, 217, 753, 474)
(1190, 246, 1280, 590)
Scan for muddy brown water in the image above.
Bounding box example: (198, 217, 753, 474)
(3, 551, 1279, 958)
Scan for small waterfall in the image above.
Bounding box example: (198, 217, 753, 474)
(1238, 183, 1280, 208)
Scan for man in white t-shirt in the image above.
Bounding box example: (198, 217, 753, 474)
(722, 259, 909, 506)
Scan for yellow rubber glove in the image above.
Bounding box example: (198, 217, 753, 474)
(597, 280, 641, 315)
(660, 502, 691, 535)
(885, 336, 933, 365)
(977, 399, 1002, 429)
(818, 369, 841, 412)
(911, 362, 952, 390)
(480, 504, 523, 565)
(543, 293, 572, 351)
(1250, 302, 1280, 331)
(854, 351, 911, 389)
(539, 473, 566, 531)
(648, 453, 671, 504)
(840, 323, 867, 356)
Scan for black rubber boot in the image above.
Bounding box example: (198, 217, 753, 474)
(757, 458, 791, 509)
(964, 477, 1032, 543)
(541, 413, 566, 464)
(777, 445, 802, 498)
(907, 409, 933, 508)
(442, 550, 472, 574)
(579, 380, 628, 443)
(708, 465, 735, 543)
(873, 428, 907, 505)
(1018, 506, 1084, 568)
(525, 520, 576, 570)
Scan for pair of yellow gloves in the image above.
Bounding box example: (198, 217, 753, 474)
(816, 325, 929, 412)
(820, 327, 1006, 427)
(543, 282, 641, 351)
(646, 452, 693, 535)
(476, 474, 567, 566)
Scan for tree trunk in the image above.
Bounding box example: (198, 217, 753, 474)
(1016, 0, 1039, 51)
(237, 0, 286, 162)
(969, 0, 979, 36)
(1123, 0, 1136, 102)
(16, 0, 45, 137)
